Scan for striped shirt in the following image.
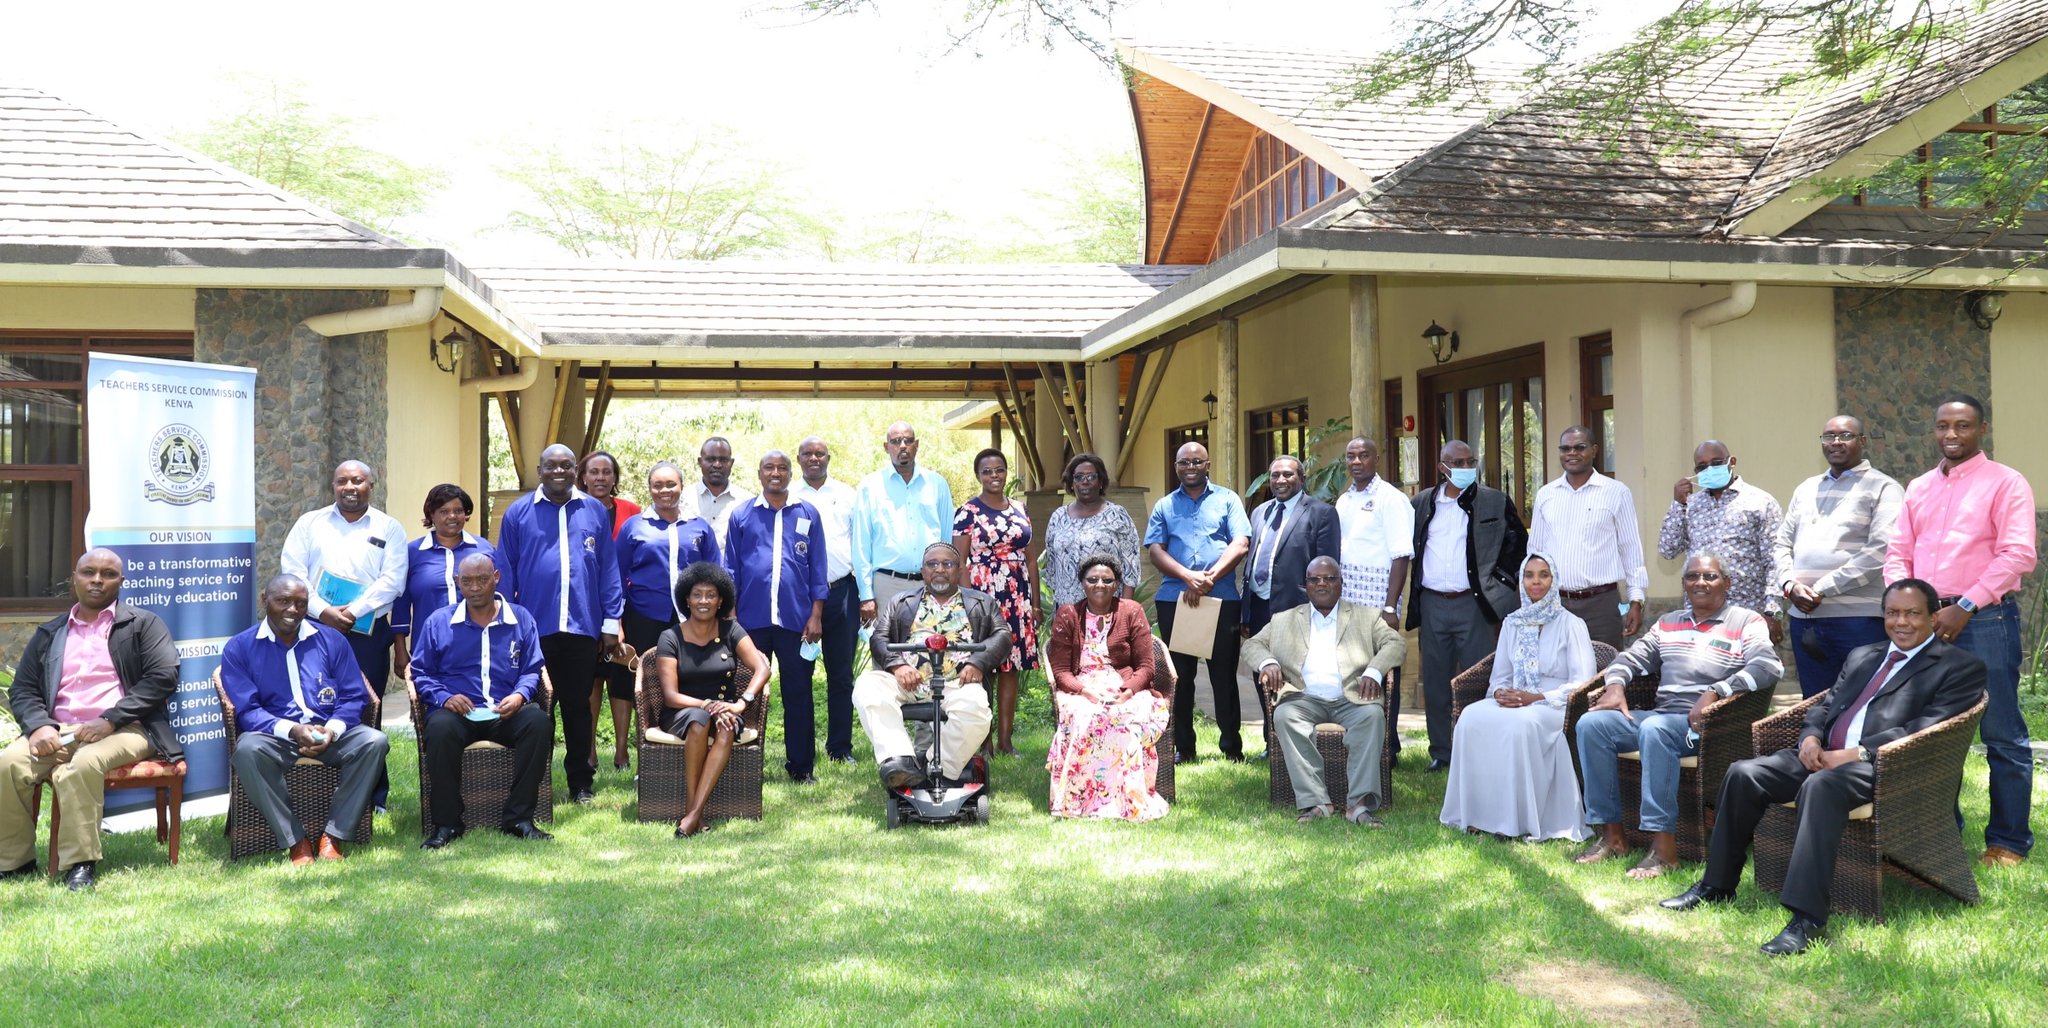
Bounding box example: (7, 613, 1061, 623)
(1602, 604, 1782, 713)
(1658, 480, 1783, 616)
(1771, 461, 1902, 619)
(1529, 471, 1649, 601)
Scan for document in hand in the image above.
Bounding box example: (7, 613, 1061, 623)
(314, 570, 376, 635)
(1167, 595, 1223, 658)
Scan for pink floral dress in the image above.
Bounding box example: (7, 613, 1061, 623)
(1046, 611, 1170, 821)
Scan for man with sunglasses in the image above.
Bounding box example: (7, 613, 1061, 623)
(1772, 417, 1902, 699)
(1530, 426, 1648, 649)
(1659, 440, 1784, 643)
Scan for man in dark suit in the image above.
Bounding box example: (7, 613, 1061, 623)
(1241, 456, 1341, 753)
(1660, 578, 1987, 955)
(1407, 440, 1526, 771)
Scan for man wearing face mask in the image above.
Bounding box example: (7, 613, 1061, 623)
(1407, 440, 1527, 772)
(1659, 440, 1784, 642)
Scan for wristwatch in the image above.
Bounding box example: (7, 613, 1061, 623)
(1956, 596, 1979, 614)
(1381, 605, 1398, 615)
(1857, 745, 1872, 762)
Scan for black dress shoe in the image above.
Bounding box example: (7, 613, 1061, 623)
(61, 861, 96, 891)
(0, 860, 36, 881)
(1425, 758, 1450, 772)
(1760, 914, 1825, 956)
(421, 826, 465, 850)
(571, 788, 596, 805)
(789, 772, 818, 784)
(1172, 751, 1193, 766)
(879, 756, 927, 790)
(1659, 880, 1736, 911)
(501, 820, 554, 841)
(828, 753, 858, 765)
(1222, 751, 1247, 764)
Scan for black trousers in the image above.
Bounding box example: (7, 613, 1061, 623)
(1703, 748, 1877, 923)
(820, 576, 859, 759)
(343, 615, 394, 805)
(1157, 598, 1243, 759)
(541, 632, 601, 792)
(423, 703, 551, 828)
(752, 624, 817, 778)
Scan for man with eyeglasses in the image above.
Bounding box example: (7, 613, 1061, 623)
(1408, 440, 1527, 772)
(852, 422, 955, 631)
(1659, 440, 1784, 642)
(1771, 416, 1903, 699)
(691, 436, 753, 549)
(1529, 426, 1647, 650)
(1145, 441, 1253, 762)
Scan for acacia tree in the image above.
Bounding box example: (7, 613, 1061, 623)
(181, 80, 444, 237)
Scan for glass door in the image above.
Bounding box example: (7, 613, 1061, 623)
(1418, 344, 1545, 515)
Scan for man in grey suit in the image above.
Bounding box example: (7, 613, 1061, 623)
(1408, 440, 1527, 771)
(1241, 455, 1341, 753)
(1245, 556, 1407, 825)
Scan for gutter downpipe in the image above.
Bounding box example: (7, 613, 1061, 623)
(1677, 281, 1757, 447)
(301, 287, 444, 337)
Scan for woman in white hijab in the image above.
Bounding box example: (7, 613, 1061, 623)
(1440, 551, 1596, 842)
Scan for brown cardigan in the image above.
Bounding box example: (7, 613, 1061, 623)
(1047, 598, 1158, 695)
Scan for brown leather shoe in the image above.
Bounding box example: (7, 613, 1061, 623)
(317, 835, 345, 861)
(287, 839, 316, 866)
(1296, 804, 1334, 824)
(1980, 845, 2026, 867)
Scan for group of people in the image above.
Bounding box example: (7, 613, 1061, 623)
(1, 397, 2031, 957)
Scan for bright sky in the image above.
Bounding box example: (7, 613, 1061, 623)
(4, 0, 1661, 261)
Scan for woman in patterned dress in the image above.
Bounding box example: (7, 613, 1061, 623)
(1045, 553, 1169, 821)
(1040, 452, 1142, 608)
(951, 448, 1040, 755)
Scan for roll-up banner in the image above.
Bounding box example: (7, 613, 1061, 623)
(84, 353, 256, 825)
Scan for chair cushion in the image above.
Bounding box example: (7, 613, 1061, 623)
(645, 726, 760, 746)
(106, 759, 188, 783)
(1776, 800, 1873, 820)
(1616, 751, 1699, 768)
(294, 758, 324, 767)
(464, 741, 507, 752)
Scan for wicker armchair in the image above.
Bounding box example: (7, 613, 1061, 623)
(1265, 681, 1401, 812)
(406, 672, 555, 837)
(1450, 642, 1619, 722)
(1149, 636, 1178, 805)
(1749, 692, 1987, 922)
(1563, 673, 1777, 861)
(633, 657, 767, 824)
(214, 668, 380, 859)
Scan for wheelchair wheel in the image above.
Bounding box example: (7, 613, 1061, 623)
(971, 793, 990, 825)
(884, 797, 902, 830)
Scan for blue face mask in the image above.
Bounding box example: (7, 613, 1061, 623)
(1696, 463, 1733, 491)
(1445, 466, 1479, 490)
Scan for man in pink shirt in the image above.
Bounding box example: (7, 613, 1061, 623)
(1883, 394, 2038, 866)
(0, 549, 183, 890)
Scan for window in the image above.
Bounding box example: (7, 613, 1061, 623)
(1833, 76, 2048, 211)
(1164, 421, 1209, 492)
(0, 333, 192, 608)
(1419, 345, 1545, 515)
(1211, 131, 1348, 261)
(1245, 400, 1310, 505)
(1578, 332, 1616, 476)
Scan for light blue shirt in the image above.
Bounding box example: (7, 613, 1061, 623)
(851, 466, 954, 601)
(1144, 483, 1251, 602)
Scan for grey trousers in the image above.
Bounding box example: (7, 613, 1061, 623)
(1562, 589, 1626, 651)
(1418, 590, 1496, 763)
(231, 725, 390, 849)
(1276, 694, 1385, 808)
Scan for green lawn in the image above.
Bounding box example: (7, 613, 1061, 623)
(3, 685, 2044, 1026)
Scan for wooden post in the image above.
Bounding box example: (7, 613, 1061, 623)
(1033, 376, 1065, 477)
(1349, 275, 1380, 443)
(1216, 318, 1240, 488)
(1086, 360, 1121, 483)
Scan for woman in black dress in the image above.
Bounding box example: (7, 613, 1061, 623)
(657, 561, 770, 837)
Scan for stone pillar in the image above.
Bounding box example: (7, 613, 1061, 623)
(1086, 359, 1122, 479)
(1215, 317, 1240, 489)
(195, 288, 391, 587)
(1349, 275, 1380, 441)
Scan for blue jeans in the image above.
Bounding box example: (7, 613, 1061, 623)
(1789, 615, 1888, 698)
(1576, 708, 1700, 833)
(1953, 599, 2033, 856)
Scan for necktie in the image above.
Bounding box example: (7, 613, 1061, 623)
(1827, 649, 1908, 750)
(1253, 500, 1285, 591)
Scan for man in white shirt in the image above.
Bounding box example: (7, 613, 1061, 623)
(1334, 436, 1414, 746)
(792, 436, 861, 764)
(691, 436, 753, 547)
(1528, 426, 1648, 649)
(279, 460, 409, 807)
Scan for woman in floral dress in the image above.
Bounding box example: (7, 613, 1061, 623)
(1045, 553, 1169, 821)
(951, 448, 1040, 755)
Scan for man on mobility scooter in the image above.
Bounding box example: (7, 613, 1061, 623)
(852, 542, 1013, 826)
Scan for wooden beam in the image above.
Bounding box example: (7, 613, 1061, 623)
(574, 364, 1042, 383)
(1215, 318, 1240, 487)
(1154, 102, 1215, 263)
(997, 365, 1044, 489)
(582, 361, 616, 456)
(1347, 276, 1380, 445)
(546, 359, 581, 449)
(1116, 340, 1176, 482)
(1119, 351, 1148, 440)
(1063, 360, 1094, 455)
(1035, 361, 1085, 455)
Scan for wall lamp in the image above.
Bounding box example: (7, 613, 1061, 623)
(1422, 320, 1460, 364)
(1202, 392, 1218, 419)
(1964, 290, 2005, 331)
(431, 329, 467, 374)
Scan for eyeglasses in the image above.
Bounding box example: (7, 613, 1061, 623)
(1691, 457, 1732, 473)
(1681, 571, 1725, 582)
(922, 559, 959, 570)
(1442, 458, 1479, 469)
(1557, 443, 1591, 453)
(1070, 472, 1102, 483)
(886, 436, 916, 446)
(1818, 432, 1862, 443)
(1174, 459, 1208, 468)
(1304, 574, 1342, 584)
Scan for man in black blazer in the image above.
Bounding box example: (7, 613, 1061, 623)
(1240, 456, 1341, 752)
(1407, 440, 1526, 770)
(1661, 578, 1987, 955)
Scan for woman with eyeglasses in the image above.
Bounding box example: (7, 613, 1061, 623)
(1440, 551, 1595, 842)
(1041, 452, 1142, 609)
(951, 447, 1040, 756)
(1045, 553, 1169, 821)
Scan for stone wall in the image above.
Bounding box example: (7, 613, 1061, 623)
(194, 289, 390, 585)
(1833, 287, 1993, 476)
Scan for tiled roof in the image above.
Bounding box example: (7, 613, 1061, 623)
(465, 262, 1200, 343)
(0, 85, 398, 249)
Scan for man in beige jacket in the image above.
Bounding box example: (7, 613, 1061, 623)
(1244, 556, 1407, 825)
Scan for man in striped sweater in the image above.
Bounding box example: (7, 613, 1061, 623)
(1772, 416, 1903, 698)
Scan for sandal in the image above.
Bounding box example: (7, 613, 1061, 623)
(1573, 839, 1630, 864)
(1626, 852, 1680, 880)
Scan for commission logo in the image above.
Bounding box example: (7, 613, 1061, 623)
(144, 425, 216, 506)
